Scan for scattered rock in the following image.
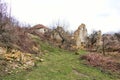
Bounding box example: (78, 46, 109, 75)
(39, 59, 44, 62)
(0, 47, 35, 76)
(0, 47, 6, 54)
(35, 57, 44, 62)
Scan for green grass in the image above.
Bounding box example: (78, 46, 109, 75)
(1, 38, 120, 80)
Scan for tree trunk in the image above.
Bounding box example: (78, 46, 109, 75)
(102, 37, 105, 55)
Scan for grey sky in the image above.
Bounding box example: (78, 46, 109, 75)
(5, 0, 120, 33)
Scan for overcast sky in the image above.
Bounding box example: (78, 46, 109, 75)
(5, 0, 120, 33)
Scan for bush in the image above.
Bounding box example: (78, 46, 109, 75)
(81, 53, 120, 72)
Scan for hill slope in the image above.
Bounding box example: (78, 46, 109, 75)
(1, 37, 119, 80)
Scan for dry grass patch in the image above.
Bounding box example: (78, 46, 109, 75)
(81, 53, 120, 73)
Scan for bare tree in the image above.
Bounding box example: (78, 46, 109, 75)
(88, 30, 98, 48)
(115, 32, 120, 41)
(0, 0, 8, 29)
(49, 19, 74, 50)
(102, 35, 105, 55)
(0, 0, 12, 50)
(50, 19, 70, 31)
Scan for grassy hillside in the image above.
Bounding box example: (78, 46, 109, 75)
(1, 37, 119, 80)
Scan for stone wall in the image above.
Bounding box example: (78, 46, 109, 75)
(73, 23, 87, 49)
(96, 30, 102, 46)
(87, 30, 102, 51)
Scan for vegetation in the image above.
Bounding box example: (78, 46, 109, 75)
(1, 38, 119, 80)
(0, 0, 120, 80)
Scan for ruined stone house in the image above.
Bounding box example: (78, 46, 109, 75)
(49, 24, 88, 50)
(31, 24, 49, 34)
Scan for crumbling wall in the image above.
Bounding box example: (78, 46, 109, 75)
(73, 23, 87, 49)
(96, 30, 102, 46)
(87, 30, 102, 52)
(48, 24, 88, 50)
